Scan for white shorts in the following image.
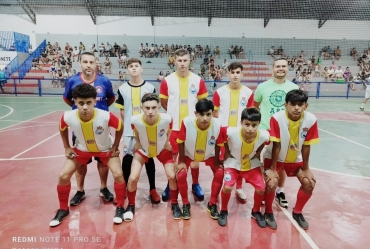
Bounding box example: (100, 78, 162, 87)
(122, 136, 136, 157)
(365, 85, 370, 98)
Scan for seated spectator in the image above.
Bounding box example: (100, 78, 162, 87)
(343, 67, 352, 82)
(104, 42, 112, 57)
(316, 56, 323, 70)
(40, 51, 48, 64)
(118, 53, 126, 68)
(113, 42, 120, 57)
(32, 57, 42, 70)
(64, 68, 73, 79)
(205, 45, 210, 55)
(90, 44, 97, 53)
(325, 46, 333, 59)
(268, 46, 275, 58)
(157, 71, 164, 82)
(72, 46, 79, 62)
(239, 46, 245, 59)
(203, 54, 209, 64)
(118, 71, 126, 85)
(322, 67, 329, 81)
(327, 67, 335, 81)
(306, 69, 312, 82)
(351, 47, 358, 61)
(229, 45, 235, 59)
(314, 63, 320, 77)
(335, 46, 341, 60)
(277, 46, 284, 57)
(99, 42, 105, 56)
(28, 45, 33, 54)
(334, 66, 344, 79)
(165, 71, 170, 77)
(168, 54, 175, 68)
(103, 57, 112, 74)
(121, 44, 128, 56)
(56, 69, 64, 88)
(66, 57, 72, 70)
(330, 61, 337, 70)
(213, 46, 220, 58)
(60, 56, 66, 73)
(297, 56, 305, 68)
(164, 44, 169, 57)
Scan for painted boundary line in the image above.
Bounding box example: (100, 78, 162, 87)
(0, 124, 57, 133)
(0, 111, 56, 131)
(318, 128, 370, 150)
(0, 104, 14, 120)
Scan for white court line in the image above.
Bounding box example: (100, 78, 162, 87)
(0, 155, 64, 161)
(317, 118, 370, 124)
(0, 124, 56, 133)
(318, 128, 370, 150)
(0, 120, 58, 124)
(311, 167, 370, 180)
(10, 132, 60, 159)
(0, 111, 56, 131)
(0, 104, 14, 119)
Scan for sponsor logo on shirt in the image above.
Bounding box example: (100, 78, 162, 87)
(133, 106, 140, 113)
(230, 110, 237, 116)
(240, 97, 247, 107)
(123, 145, 128, 154)
(86, 139, 95, 144)
(158, 129, 165, 137)
(208, 136, 216, 146)
(242, 154, 249, 160)
(224, 172, 231, 182)
(95, 126, 104, 135)
(180, 98, 188, 105)
(196, 149, 205, 155)
(149, 141, 156, 146)
(189, 84, 196, 94)
(96, 86, 103, 93)
(290, 143, 298, 151)
(301, 127, 308, 138)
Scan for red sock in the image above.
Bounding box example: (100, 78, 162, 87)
(114, 182, 126, 207)
(170, 189, 179, 204)
(57, 184, 71, 210)
(294, 188, 312, 214)
(236, 175, 243, 189)
(210, 167, 223, 205)
(177, 170, 189, 205)
(127, 189, 136, 206)
(221, 191, 231, 211)
(191, 167, 199, 185)
(264, 191, 275, 213)
(252, 191, 265, 212)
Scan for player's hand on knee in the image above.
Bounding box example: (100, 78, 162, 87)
(299, 168, 316, 188)
(65, 147, 76, 159)
(175, 162, 187, 174)
(108, 146, 120, 157)
(264, 169, 279, 187)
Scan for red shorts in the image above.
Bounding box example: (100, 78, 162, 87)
(223, 167, 265, 191)
(169, 130, 179, 154)
(182, 156, 215, 169)
(264, 158, 303, 177)
(137, 149, 174, 165)
(72, 148, 112, 166)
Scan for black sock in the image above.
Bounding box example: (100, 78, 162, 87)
(122, 155, 133, 185)
(145, 158, 156, 190)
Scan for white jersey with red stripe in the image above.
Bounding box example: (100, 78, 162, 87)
(212, 85, 254, 127)
(60, 109, 122, 152)
(131, 113, 173, 158)
(176, 116, 224, 162)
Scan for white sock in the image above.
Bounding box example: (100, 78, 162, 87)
(276, 187, 284, 194)
(361, 103, 365, 108)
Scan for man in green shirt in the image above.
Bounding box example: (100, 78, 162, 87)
(254, 58, 298, 210)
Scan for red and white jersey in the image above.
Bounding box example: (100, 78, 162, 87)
(60, 109, 122, 152)
(224, 127, 269, 171)
(131, 113, 172, 158)
(264, 110, 320, 163)
(176, 116, 224, 162)
(159, 72, 208, 131)
(212, 85, 254, 127)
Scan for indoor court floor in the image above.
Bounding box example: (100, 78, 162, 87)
(0, 96, 369, 249)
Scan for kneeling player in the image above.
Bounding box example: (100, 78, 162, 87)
(218, 108, 270, 228)
(50, 84, 126, 227)
(124, 93, 179, 221)
(176, 99, 224, 220)
(264, 89, 319, 230)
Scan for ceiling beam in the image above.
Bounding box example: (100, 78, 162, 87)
(318, 19, 327, 28)
(264, 18, 269, 28)
(17, 0, 36, 24)
(85, 0, 97, 25)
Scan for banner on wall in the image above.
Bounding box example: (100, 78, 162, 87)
(0, 52, 17, 65)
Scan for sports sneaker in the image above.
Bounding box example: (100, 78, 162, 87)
(218, 210, 228, 227)
(360, 107, 364, 111)
(70, 191, 86, 206)
(149, 189, 161, 204)
(251, 211, 266, 228)
(100, 187, 114, 202)
(207, 202, 219, 220)
(264, 213, 277, 229)
(192, 184, 204, 201)
(275, 192, 289, 208)
(161, 184, 171, 202)
(292, 212, 309, 230)
(123, 205, 135, 222)
(171, 203, 182, 220)
(113, 206, 125, 224)
(235, 188, 247, 202)
(182, 204, 191, 220)
(49, 209, 70, 227)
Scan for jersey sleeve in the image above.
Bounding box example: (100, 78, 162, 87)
(216, 127, 226, 146)
(197, 79, 208, 99)
(114, 89, 125, 109)
(176, 121, 186, 143)
(108, 112, 122, 131)
(303, 121, 320, 145)
(169, 118, 173, 130)
(159, 79, 168, 99)
(269, 117, 281, 142)
(105, 79, 116, 100)
(247, 93, 254, 108)
(59, 115, 68, 131)
(63, 78, 72, 101)
(254, 85, 262, 103)
(212, 91, 220, 110)
(220, 126, 229, 143)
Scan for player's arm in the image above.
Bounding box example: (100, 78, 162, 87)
(254, 101, 260, 109)
(59, 116, 74, 159)
(212, 91, 220, 118)
(301, 145, 310, 171)
(106, 80, 116, 106)
(63, 78, 74, 107)
(253, 85, 262, 109)
(159, 79, 169, 111)
(252, 143, 265, 160)
(107, 114, 123, 156)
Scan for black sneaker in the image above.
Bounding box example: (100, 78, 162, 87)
(218, 210, 228, 227)
(207, 202, 219, 220)
(49, 209, 70, 227)
(100, 187, 114, 202)
(182, 204, 191, 220)
(264, 213, 277, 229)
(70, 191, 86, 206)
(292, 212, 309, 230)
(275, 192, 289, 208)
(113, 206, 125, 224)
(251, 211, 267, 228)
(123, 205, 135, 222)
(171, 203, 182, 220)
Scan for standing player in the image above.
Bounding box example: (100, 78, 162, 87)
(212, 61, 254, 202)
(50, 84, 126, 227)
(159, 48, 208, 201)
(360, 82, 370, 111)
(124, 93, 179, 221)
(63, 52, 116, 205)
(264, 89, 319, 229)
(217, 108, 270, 228)
(176, 99, 224, 220)
(115, 58, 159, 204)
(254, 58, 298, 208)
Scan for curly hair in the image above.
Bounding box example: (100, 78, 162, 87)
(72, 84, 97, 99)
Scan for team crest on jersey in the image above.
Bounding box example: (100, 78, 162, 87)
(290, 143, 298, 151)
(123, 145, 128, 154)
(208, 136, 216, 146)
(224, 172, 231, 182)
(301, 127, 308, 138)
(230, 110, 237, 116)
(133, 106, 140, 113)
(95, 86, 103, 94)
(196, 149, 205, 155)
(189, 84, 197, 94)
(180, 98, 188, 105)
(149, 141, 156, 146)
(158, 129, 165, 137)
(242, 154, 249, 160)
(86, 139, 95, 144)
(95, 126, 104, 135)
(240, 97, 247, 107)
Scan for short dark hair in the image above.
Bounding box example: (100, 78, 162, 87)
(195, 99, 214, 113)
(285, 89, 308, 104)
(127, 58, 142, 66)
(80, 52, 95, 58)
(72, 84, 97, 99)
(227, 62, 243, 71)
(241, 107, 261, 122)
(141, 93, 159, 104)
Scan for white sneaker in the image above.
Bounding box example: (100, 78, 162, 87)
(235, 188, 247, 201)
